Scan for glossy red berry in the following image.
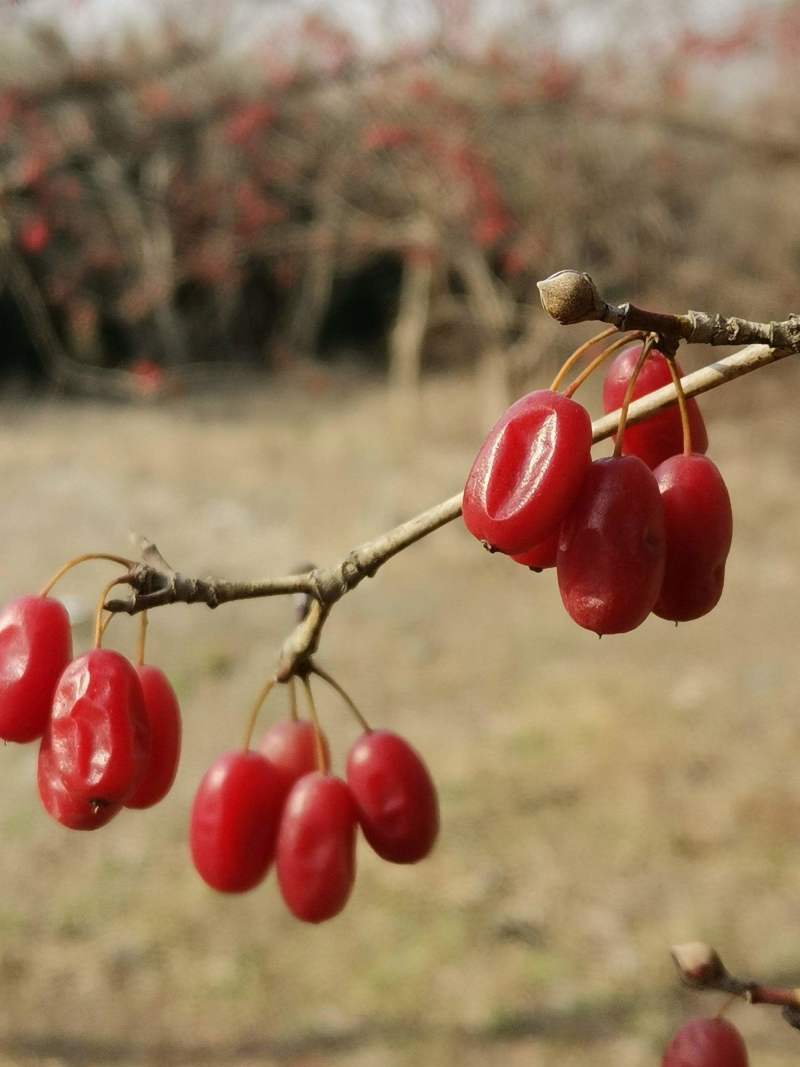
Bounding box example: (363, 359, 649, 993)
(190, 750, 287, 893)
(125, 665, 182, 809)
(462, 389, 592, 555)
(258, 719, 329, 790)
(346, 730, 439, 864)
(662, 1016, 748, 1067)
(41, 649, 150, 808)
(37, 741, 122, 831)
(654, 454, 733, 622)
(0, 595, 73, 743)
(276, 772, 357, 923)
(557, 456, 666, 634)
(511, 528, 560, 571)
(603, 345, 708, 468)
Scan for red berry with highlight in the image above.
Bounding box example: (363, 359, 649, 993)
(463, 389, 592, 555)
(346, 730, 439, 864)
(190, 750, 286, 893)
(662, 1016, 748, 1067)
(557, 456, 666, 634)
(37, 741, 121, 831)
(125, 665, 182, 809)
(42, 649, 150, 808)
(603, 345, 708, 469)
(511, 528, 559, 571)
(0, 595, 73, 743)
(258, 719, 329, 790)
(276, 772, 357, 923)
(654, 454, 733, 622)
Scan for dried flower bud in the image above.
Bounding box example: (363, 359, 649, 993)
(670, 942, 729, 989)
(537, 270, 603, 325)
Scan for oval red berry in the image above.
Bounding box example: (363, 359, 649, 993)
(0, 595, 72, 743)
(346, 731, 439, 864)
(38, 740, 121, 831)
(662, 1016, 748, 1067)
(557, 456, 666, 634)
(43, 649, 150, 807)
(190, 750, 286, 893)
(125, 665, 182, 809)
(511, 528, 560, 571)
(603, 345, 708, 468)
(276, 772, 357, 923)
(654, 453, 733, 622)
(258, 719, 329, 790)
(462, 389, 592, 554)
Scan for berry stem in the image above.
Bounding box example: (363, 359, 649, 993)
(137, 610, 149, 666)
(241, 675, 277, 751)
(39, 552, 136, 597)
(549, 325, 619, 392)
(311, 664, 372, 733)
(716, 994, 739, 1019)
(665, 354, 693, 455)
(93, 576, 130, 648)
(612, 333, 656, 458)
(563, 331, 647, 398)
(288, 675, 299, 722)
(300, 675, 330, 774)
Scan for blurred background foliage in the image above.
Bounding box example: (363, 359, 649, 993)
(1, 0, 799, 399)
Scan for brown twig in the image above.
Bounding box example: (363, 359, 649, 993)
(537, 270, 800, 355)
(671, 942, 800, 1032)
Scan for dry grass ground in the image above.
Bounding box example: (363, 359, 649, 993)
(0, 355, 799, 1067)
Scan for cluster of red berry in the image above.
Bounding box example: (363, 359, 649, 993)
(0, 592, 181, 828)
(190, 688, 439, 924)
(0, 564, 438, 925)
(663, 1015, 748, 1066)
(463, 338, 733, 634)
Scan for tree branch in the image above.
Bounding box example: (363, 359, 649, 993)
(671, 942, 800, 1034)
(537, 270, 800, 355)
(104, 337, 793, 679)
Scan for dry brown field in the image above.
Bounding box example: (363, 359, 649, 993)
(0, 354, 799, 1067)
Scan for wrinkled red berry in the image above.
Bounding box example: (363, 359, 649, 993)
(462, 389, 592, 554)
(258, 719, 328, 789)
(603, 345, 708, 469)
(276, 772, 357, 923)
(0, 595, 72, 743)
(190, 750, 286, 893)
(125, 665, 182, 809)
(662, 1016, 748, 1067)
(654, 454, 733, 622)
(557, 456, 666, 634)
(37, 741, 121, 831)
(346, 730, 439, 864)
(42, 649, 150, 808)
(511, 529, 560, 571)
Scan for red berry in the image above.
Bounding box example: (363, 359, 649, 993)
(0, 595, 72, 743)
(654, 454, 733, 622)
(602, 345, 708, 469)
(462, 389, 592, 555)
(190, 750, 286, 893)
(557, 456, 666, 634)
(346, 730, 439, 863)
(125, 665, 182, 809)
(258, 719, 329, 789)
(37, 741, 121, 831)
(511, 528, 560, 571)
(662, 1016, 748, 1067)
(41, 649, 150, 807)
(276, 772, 357, 923)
